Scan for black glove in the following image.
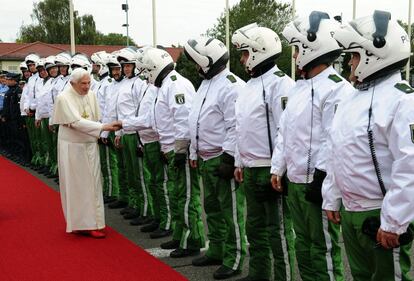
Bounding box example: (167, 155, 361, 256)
(362, 217, 414, 247)
(174, 153, 187, 168)
(213, 153, 235, 180)
(136, 146, 144, 158)
(304, 168, 326, 206)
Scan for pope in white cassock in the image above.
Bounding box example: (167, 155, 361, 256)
(52, 68, 120, 238)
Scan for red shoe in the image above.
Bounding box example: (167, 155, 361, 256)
(88, 229, 106, 239)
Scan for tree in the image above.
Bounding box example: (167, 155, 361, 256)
(98, 33, 137, 46)
(18, 0, 134, 46)
(206, 0, 294, 81)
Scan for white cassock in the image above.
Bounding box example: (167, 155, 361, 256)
(52, 85, 105, 232)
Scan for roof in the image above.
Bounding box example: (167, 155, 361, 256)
(0, 41, 183, 62)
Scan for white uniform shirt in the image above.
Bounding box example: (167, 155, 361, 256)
(23, 72, 40, 111)
(235, 65, 295, 168)
(116, 76, 147, 136)
(154, 70, 194, 153)
(189, 69, 244, 161)
(271, 66, 354, 183)
(49, 75, 70, 125)
(100, 79, 123, 138)
(20, 83, 29, 116)
(94, 75, 112, 121)
(321, 72, 414, 234)
(35, 77, 58, 120)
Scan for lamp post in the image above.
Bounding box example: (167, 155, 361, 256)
(69, 0, 75, 54)
(225, 0, 230, 68)
(122, 0, 129, 46)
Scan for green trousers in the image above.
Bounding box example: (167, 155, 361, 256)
(121, 134, 142, 209)
(109, 133, 127, 202)
(287, 182, 343, 281)
(27, 116, 41, 166)
(341, 208, 412, 281)
(165, 151, 205, 250)
(143, 141, 171, 230)
(25, 116, 36, 163)
(39, 119, 52, 168)
(198, 155, 246, 270)
(243, 167, 295, 280)
(99, 141, 120, 198)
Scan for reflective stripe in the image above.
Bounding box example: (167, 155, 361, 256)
(230, 179, 242, 270)
(138, 157, 148, 216)
(278, 197, 291, 280)
(321, 212, 335, 281)
(163, 165, 171, 230)
(393, 247, 402, 281)
(105, 146, 112, 196)
(182, 162, 192, 249)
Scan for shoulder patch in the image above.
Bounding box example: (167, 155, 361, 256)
(281, 96, 288, 110)
(108, 78, 112, 83)
(138, 75, 146, 81)
(273, 70, 285, 77)
(226, 75, 237, 83)
(410, 124, 414, 144)
(175, 93, 185, 104)
(328, 74, 342, 83)
(170, 75, 177, 81)
(394, 83, 414, 94)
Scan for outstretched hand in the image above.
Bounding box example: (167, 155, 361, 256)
(102, 121, 122, 132)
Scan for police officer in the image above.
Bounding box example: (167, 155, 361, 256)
(18, 63, 32, 165)
(141, 47, 205, 258)
(2, 73, 23, 160)
(232, 23, 296, 281)
(271, 12, 355, 281)
(0, 72, 9, 152)
(323, 11, 414, 281)
(184, 37, 246, 280)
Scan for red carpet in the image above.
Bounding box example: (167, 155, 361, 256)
(0, 156, 187, 281)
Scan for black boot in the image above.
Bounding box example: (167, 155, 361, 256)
(192, 255, 222, 266)
(149, 228, 172, 239)
(108, 200, 128, 209)
(213, 265, 241, 280)
(140, 221, 159, 233)
(160, 239, 180, 250)
(170, 248, 200, 258)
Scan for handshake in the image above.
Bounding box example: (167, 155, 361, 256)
(102, 120, 123, 132)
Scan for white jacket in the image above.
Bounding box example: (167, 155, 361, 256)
(189, 69, 244, 161)
(153, 70, 194, 153)
(35, 77, 58, 120)
(271, 66, 354, 183)
(23, 73, 41, 111)
(115, 76, 147, 136)
(100, 79, 122, 138)
(235, 65, 295, 168)
(49, 75, 70, 125)
(322, 72, 414, 235)
(95, 75, 113, 121)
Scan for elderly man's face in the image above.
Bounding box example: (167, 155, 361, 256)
(72, 74, 91, 96)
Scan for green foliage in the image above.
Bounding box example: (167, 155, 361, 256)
(206, 0, 294, 81)
(18, 0, 134, 46)
(175, 51, 202, 89)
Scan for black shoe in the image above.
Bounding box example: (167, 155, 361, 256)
(120, 206, 135, 215)
(129, 216, 153, 226)
(149, 228, 172, 239)
(213, 265, 241, 280)
(141, 221, 159, 233)
(123, 210, 140, 220)
(170, 248, 200, 258)
(160, 239, 180, 250)
(54, 178, 59, 184)
(192, 255, 222, 266)
(108, 200, 128, 209)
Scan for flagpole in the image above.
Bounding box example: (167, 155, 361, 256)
(152, 0, 157, 47)
(226, 0, 230, 68)
(69, 0, 76, 55)
(291, 0, 296, 80)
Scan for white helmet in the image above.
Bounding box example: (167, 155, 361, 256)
(184, 37, 229, 79)
(106, 53, 122, 80)
(36, 58, 46, 69)
(19, 62, 28, 71)
(135, 46, 151, 72)
(141, 48, 174, 87)
(55, 52, 71, 66)
(91, 51, 109, 76)
(334, 10, 410, 82)
(282, 11, 342, 72)
(70, 53, 92, 73)
(45, 55, 57, 70)
(232, 23, 282, 74)
(25, 53, 40, 67)
(117, 47, 137, 65)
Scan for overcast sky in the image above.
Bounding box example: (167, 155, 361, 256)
(0, 0, 412, 46)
